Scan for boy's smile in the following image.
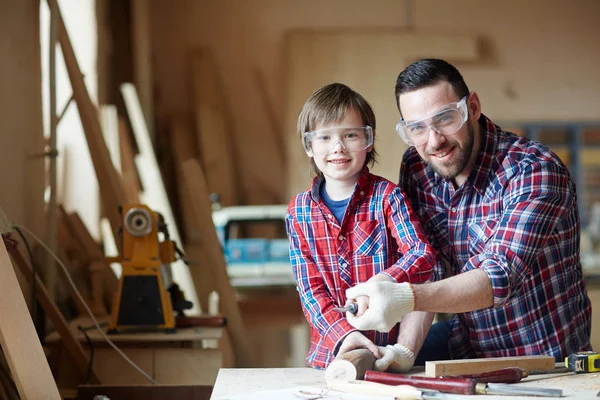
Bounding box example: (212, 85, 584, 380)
(311, 109, 373, 198)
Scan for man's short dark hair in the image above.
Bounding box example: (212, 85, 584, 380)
(395, 59, 470, 114)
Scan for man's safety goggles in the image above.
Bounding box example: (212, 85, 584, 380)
(396, 96, 468, 147)
(303, 126, 373, 156)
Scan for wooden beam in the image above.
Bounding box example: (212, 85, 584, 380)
(189, 48, 239, 207)
(0, 237, 62, 399)
(425, 355, 556, 377)
(182, 159, 254, 367)
(49, 0, 126, 246)
(130, 0, 155, 137)
(118, 117, 141, 204)
(170, 116, 213, 309)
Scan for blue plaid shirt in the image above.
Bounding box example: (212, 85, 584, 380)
(399, 115, 592, 360)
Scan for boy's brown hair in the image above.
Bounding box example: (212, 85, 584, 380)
(297, 83, 378, 177)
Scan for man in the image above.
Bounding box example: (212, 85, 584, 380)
(345, 59, 591, 369)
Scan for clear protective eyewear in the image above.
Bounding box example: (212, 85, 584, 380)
(396, 96, 468, 147)
(303, 126, 374, 156)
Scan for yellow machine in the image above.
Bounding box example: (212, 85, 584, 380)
(108, 204, 176, 333)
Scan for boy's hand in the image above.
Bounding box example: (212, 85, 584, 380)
(345, 281, 415, 332)
(373, 343, 415, 372)
(337, 331, 380, 358)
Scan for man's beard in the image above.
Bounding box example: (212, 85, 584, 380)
(429, 121, 475, 180)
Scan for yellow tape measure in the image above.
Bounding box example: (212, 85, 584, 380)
(565, 351, 600, 373)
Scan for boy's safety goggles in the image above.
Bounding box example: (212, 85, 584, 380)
(303, 126, 373, 156)
(396, 96, 468, 147)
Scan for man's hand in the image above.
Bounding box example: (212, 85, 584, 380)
(336, 331, 381, 359)
(346, 281, 415, 332)
(374, 343, 415, 372)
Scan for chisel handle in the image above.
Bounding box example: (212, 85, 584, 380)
(364, 371, 477, 395)
(328, 379, 422, 399)
(445, 367, 526, 383)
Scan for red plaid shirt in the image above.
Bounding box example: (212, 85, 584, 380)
(286, 168, 436, 368)
(399, 115, 592, 360)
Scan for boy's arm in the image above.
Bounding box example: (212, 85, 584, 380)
(286, 212, 356, 354)
(381, 187, 437, 284)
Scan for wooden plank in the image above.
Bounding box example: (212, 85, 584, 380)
(0, 238, 62, 399)
(9, 248, 100, 384)
(182, 159, 254, 367)
(170, 116, 213, 309)
(189, 48, 239, 207)
(120, 83, 200, 314)
(284, 31, 480, 198)
(425, 355, 555, 377)
(49, 0, 126, 246)
(118, 117, 142, 204)
(130, 0, 155, 137)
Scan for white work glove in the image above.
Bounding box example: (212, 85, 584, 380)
(346, 281, 415, 332)
(374, 343, 415, 372)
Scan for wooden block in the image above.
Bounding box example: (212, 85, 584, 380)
(425, 355, 556, 377)
(325, 349, 377, 382)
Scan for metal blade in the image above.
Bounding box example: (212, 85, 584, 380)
(486, 383, 562, 397)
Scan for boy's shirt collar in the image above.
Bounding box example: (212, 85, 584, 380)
(309, 166, 371, 202)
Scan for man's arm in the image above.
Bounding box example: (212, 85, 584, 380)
(413, 269, 493, 313)
(346, 269, 492, 331)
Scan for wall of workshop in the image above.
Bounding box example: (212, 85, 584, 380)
(150, 0, 600, 204)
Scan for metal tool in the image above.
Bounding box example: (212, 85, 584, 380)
(364, 371, 563, 397)
(333, 302, 358, 314)
(566, 351, 600, 373)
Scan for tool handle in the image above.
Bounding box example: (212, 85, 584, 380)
(364, 371, 477, 395)
(444, 367, 526, 383)
(328, 379, 422, 399)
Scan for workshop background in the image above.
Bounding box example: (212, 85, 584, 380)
(0, 0, 599, 398)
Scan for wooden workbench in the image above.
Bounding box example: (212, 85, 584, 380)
(45, 316, 223, 388)
(209, 367, 600, 399)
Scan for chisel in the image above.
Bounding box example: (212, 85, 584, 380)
(364, 371, 563, 397)
(446, 366, 571, 383)
(333, 302, 358, 315)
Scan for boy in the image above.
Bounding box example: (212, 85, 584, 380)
(286, 83, 437, 370)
